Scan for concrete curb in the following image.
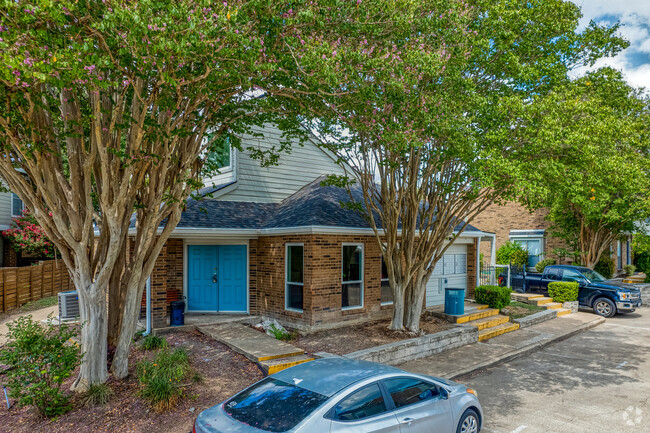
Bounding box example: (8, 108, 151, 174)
(443, 316, 606, 380)
(344, 326, 478, 365)
(513, 309, 557, 329)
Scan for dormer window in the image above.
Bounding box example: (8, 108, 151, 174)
(205, 135, 232, 172)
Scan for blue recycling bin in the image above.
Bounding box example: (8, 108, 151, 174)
(170, 301, 185, 326)
(444, 288, 465, 315)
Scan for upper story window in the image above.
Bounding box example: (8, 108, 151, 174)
(204, 135, 232, 172)
(11, 193, 24, 217)
(285, 244, 304, 311)
(342, 244, 363, 309)
(380, 256, 393, 305)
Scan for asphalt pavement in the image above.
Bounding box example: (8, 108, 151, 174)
(457, 308, 650, 433)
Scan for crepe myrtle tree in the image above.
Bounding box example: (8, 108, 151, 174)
(0, 0, 419, 388)
(315, 0, 626, 332)
(523, 69, 650, 268)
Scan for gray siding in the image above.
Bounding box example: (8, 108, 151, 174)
(218, 125, 346, 203)
(0, 189, 15, 229)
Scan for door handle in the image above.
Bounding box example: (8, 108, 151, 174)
(400, 417, 414, 425)
(212, 274, 218, 283)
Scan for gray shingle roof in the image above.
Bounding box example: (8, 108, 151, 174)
(167, 177, 482, 233)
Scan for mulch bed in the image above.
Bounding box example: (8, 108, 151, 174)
(501, 302, 545, 320)
(0, 330, 263, 433)
(293, 313, 453, 356)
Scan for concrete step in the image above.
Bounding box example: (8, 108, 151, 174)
(528, 297, 553, 306)
(466, 314, 510, 331)
(478, 322, 520, 342)
(544, 302, 563, 310)
(260, 354, 314, 375)
(446, 308, 500, 324)
(475, 304, 490, 311)
(198, 323, 305, 363)
(511, 293, 544, 303)
(556, 308, 573, 317)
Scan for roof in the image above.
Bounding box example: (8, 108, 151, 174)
(161, 177, 483, 234)
(271, 357, 401, 397)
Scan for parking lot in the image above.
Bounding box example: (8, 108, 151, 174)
(458, 308, 650, 433)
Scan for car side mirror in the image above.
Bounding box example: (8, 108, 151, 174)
(439, 388, 449, 400)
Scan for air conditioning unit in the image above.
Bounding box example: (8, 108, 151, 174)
(58, 290, 80, 321)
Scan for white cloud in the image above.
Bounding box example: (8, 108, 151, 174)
(570, 0, 650, 91)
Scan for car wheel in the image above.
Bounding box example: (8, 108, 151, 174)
(593, 297, 616, 318)
(457, 409, 480, 433)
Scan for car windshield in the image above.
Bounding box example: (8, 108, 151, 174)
(223, 377, 328, 432)
(581, 268, 607, 283)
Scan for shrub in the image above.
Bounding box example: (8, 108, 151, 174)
(634, 251, 650, 274)
(496, 242, 528, 266)
(594, 256, 615, 279)
(548, 282, 579, 303)
(535, 258, 557, 273)
(141, 334, 166, 351)
(0, 315, 81, 417)
(624, 264, 636, 276)
(80, 383, 114, 407)
(475, 285, 512, 310)
(136, 348, 194, 412)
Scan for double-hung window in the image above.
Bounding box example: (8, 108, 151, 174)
(380, 256, 393, 305)
(285, 244, 304, 311)
(11, 193, 24, 217)
(342, 244, 363, 309)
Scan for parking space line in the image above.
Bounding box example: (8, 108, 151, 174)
(605, 323, 650, 331)
(510, 426, 528, 433)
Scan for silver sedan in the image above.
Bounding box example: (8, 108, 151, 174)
(193, 357, 483, 433)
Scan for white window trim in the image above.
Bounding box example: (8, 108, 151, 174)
(509, 235, 545, 262)
(380, 255, 393, 306)
(11, 193, 24, 217)
(285, 243, 304, 313)
(342, 243, 364, 310)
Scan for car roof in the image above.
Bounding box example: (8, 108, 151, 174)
(271, 357, 402, 397)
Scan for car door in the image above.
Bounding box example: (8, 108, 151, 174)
(329, 383, 401, 433)
(382, 377, 454, 433)
(560, 268, 589, 304)
(540, 267, 561, 296)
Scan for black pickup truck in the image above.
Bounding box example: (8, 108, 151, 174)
(500, 265, 642, 318)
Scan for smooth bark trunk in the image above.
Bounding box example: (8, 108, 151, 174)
(389, 281, 406, 331)
(71, 279, 109, 392)
(405, 277, 427, 333)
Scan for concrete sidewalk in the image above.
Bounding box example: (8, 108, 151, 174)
(400, 311, 605, 380)
(0, 304, 58, 346)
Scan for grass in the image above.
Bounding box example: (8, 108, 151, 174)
(502, 301, 545, 320)
(80, 383, 115, 407)
(141, 334, 167, 350)
(136, 347, 195, 413)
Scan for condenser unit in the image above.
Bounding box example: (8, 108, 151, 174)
(58, 290, 79, 321)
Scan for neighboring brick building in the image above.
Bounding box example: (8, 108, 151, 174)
(141, 125, 491, 330)
(472, 201, 632, 271)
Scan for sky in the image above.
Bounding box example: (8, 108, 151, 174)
(571, 1, 650, 91)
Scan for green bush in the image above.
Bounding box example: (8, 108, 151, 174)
(496, 242, 528, 266)
(141, 334, 167, 350)
(0, 315, 81, 417)
(475, 285, 512, 310)
(634, 251, 650, 274)
(594, 256, 615, 279)
(136, 348, 194, 412)
(624, 264, 636, 276)
(268, 324, 293, 341)
(548, 282, 579, 303)
(535, 258, 557, 273)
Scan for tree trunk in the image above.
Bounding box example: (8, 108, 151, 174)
(110, 267, 145, 379)
(71, 279, 109, 392)
(389, 281, 406, 331)
(405, 276, 427, 334)
(108, 246, 127, 349)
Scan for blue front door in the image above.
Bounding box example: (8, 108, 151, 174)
(187, 245, 247, 312)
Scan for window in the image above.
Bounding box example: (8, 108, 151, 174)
(617, 241, 622, 269)
(383, 378, 441, 409)
(224, 378, 327, 433)
(11, 193, 24, 217)
(545, 267, 561, 281)
(285, 244, 304, 311)
(205, 135, 232, 171)
(511, 238, 543, 267)
(342, 244, 363, 309)
(333, 384, 386, 421)
(380, 256, 393, 305)
(561, 268, 584, 284)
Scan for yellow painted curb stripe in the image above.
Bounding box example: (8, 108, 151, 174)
(266, 358, 314, 375)
(257, 350, 305, 362)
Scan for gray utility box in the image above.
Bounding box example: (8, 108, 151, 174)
(58, 290, 79, 320)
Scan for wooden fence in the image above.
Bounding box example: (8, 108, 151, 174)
(0, 261, 73, 313)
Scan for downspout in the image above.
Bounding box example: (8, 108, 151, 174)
(143, 276, 152, 336)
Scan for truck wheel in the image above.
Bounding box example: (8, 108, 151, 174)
(593, 297, 616, 318)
